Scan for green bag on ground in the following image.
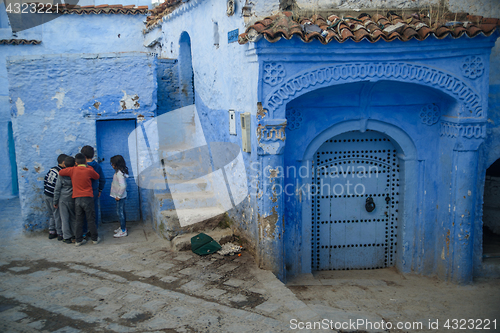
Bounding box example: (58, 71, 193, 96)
(191, 233, 221, 256)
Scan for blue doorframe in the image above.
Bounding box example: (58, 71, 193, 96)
(96, 119, 141, 223)
(299, 119, 418, 276)
(8, 121, 18, 196)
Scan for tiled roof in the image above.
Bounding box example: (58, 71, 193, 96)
(27, 3, 148, 14)
(238, 11, 500, 44)
(146, 0, 183, 29)
(0, 39, 41, 45)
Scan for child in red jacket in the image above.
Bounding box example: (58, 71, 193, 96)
(59, 153, 100, 246)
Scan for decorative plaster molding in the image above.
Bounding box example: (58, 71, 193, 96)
(440, 121, 486, 139)
(257, 119, 287, 155)
(461, 56, 484, 80)
(264, 62, 483, 118)
(420, 103, 440, 126)
(263, 62, 286, 86)
(286, 108, 303, 130)
(257, 102, 268, 120)
(226, 0, 234, 16)
(156, 0, 206, 27)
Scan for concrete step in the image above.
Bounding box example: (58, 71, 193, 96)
(155, 193, 175, 210)
(156, 191, 219, 211)
(161, 206, 226, 227)
(171, 227, 234, 251)
(170, 191, 218, 209)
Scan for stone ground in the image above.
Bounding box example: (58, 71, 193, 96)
(0, 197, 499, 333)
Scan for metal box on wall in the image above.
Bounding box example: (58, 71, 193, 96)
(240, 112, 251, 152)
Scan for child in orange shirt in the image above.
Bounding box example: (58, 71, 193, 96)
(59, 153, 100, 246)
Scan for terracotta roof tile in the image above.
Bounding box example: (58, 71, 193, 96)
(27, 2, 149, 14)
(0, 39, 41, 45)
(239, 11, 499, 45)
(145, 0, 182, 29)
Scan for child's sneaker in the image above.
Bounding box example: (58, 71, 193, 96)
(49, 233, 57, 239)
(62, 238, 72, 244)
(114, 227, 121, 233)
(113, 229, 127, 238)
(93, 237, 101, 245)
(75, 239, 87, 247)
(57, 235, 63, 241)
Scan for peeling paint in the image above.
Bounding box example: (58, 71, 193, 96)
(120, 91, 140, 110)
(446, 229, 450, 257)
(64, 135, 76, 142)
(51, 90, 65, 109)
(257, 102, 267, 119)
(34, 162, 44, 174)
(269, 168, 278, 178)
(259, 206, 279, 239)
(32, 145, 40, 155)
(93, 101, 101, 110)
(44, 110, 56, 122)
(16, 97, 25, 116)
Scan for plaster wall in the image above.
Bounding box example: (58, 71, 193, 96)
(157, 58, 182, 115)
(6, 52, 156, 231)
(252, 32, 496, 282)
(0, 13, 148, 198)
(153, 0, 499, 280)
(152, 0, 261, 249)
(297, 0, 442, 10)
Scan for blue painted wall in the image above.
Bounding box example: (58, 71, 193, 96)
(252, 34, 498, 283)
(157, 58, 182, 115)
(150, 0, 499, 282)
(6, 52, 156, 231)
(0, 12, 148, 198)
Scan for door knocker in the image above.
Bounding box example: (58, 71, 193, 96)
(365, 196, 376, 212)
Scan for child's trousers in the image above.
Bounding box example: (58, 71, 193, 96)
(60, 199, 76, 240)
(44, 194, 62, 235)
(75, 197, 98, 243)
(116, 198, 127, 231)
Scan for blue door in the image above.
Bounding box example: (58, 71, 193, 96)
(96, 119, 140, 223)
(311, 130, 399, 270)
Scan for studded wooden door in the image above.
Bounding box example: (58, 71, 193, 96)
(96, 119, 141, 223)
(311, 130, 399, 271)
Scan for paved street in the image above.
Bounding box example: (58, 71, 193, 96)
(1, 198, 499, 333)
(0, 198, 307, 333)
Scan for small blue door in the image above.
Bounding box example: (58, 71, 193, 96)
(311, 130, 399, 270)
(96, 119, 140, 223)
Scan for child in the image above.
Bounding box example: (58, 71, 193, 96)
(53, 156, 76, 244)
(44, 154, 67, 240)
(59, 153, 100, 246)
(80, 146, 106, 235)
(110, 155, 128, 238)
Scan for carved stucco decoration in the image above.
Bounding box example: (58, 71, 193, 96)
(420, 103, 440, 126)
(257, 119, 287, 155)
(263, 62, 483, 118)
(263, 62, 286, 86)
(226, 0, 234, 16)
(461, 56, 484, 80)
(286, 108, 303, 130)
(440, 121, 486, 139)
(257, 102, 268, 120)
